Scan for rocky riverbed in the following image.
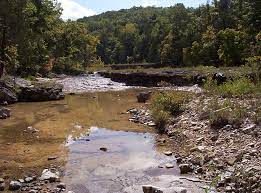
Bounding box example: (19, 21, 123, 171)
(128, 93, 260, 193)
(1, 74, 259, 193)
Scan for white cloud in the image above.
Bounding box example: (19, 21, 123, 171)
(58, 0, 96, 20)
(142, 0, 160, 7)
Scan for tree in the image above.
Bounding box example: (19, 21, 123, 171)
(218, 28, 248, 66)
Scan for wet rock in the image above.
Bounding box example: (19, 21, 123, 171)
(99, 147, 108, 152)
(179, 164, 193, 174)
(39, 169, 60, 182)
(137, 92, 152, 103)
(0, 183, 5, 191)
(142, 185, 163, 193)
(9, 181, 21, 191)
(18, 83, 65, 102)
(0, 107, 11, 119)
(163, 151, 173, 156)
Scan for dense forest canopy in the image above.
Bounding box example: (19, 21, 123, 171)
(0, 0, 260, 76)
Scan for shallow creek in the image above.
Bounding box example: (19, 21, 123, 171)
(0, 75, 206, 193)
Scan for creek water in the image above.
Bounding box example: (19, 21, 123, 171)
(0, 74, 206, 193)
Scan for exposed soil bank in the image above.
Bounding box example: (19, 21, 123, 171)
(99, 70, 205, 87)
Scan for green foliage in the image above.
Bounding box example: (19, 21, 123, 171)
(204, 77, 257, 97)
(207, 98, 248, 129)
(0, 0, 260, 77)
(151, 92, 189, 132)
(217, 28, 248, 66)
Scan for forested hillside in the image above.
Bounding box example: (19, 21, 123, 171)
(0, 0, 260, 77)
(81, 1, 260, 66)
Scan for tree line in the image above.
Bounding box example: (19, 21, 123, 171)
(0, 0, 260, 77)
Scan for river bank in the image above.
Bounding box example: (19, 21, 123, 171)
(0, 72, 259, 193)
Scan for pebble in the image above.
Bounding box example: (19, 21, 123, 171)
(48, 156, 58, 161)
(163, 151, 173, 156)
(165, 163, 174, 169)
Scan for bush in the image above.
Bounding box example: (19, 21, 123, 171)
(207, 99, 247, 129)
(204, 77, 257, 97)
(151, 92, 189, 132)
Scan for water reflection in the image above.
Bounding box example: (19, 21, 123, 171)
(63, 127, 178, 193)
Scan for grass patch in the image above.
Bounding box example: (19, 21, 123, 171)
(150, 91, 192, 132)
(205, 98, 248, 129)
(204, 77, 259, 97)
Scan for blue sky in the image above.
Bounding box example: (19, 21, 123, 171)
(58, 0, 208, 20)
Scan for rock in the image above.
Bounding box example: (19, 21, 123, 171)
(213, 72, 227, 85)
(179, 164, 193, 174)
(48, 156, 58, 161)
(157, 138, 166, 143)
(137, 91, 152, 103)
(18, 83, 65, 102)
(0, 178, 4, 183)
(28, 190, 37, 193)
(39, 169, 60, 182)
(99, 147, 108, 152)
(169, 187, 187, 193)
(165, 163, 174, 169)
(9, 181, 21, 191)
(225, 157, 237, 166)
(242, 124, 256, 133)
(163, 151, 173, 156)
(18, 179, 24, 183)
(25, 177, 34, 183)
(57, 183, 66, 189)
(142, 185, 163, 193)
(0, 107, 11, 119)
(0, 78, 18, 104)
(0, 183, 5, 191)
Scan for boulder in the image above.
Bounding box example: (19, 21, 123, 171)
(18, 84, 65, 102)
(0, 108, 11, 119)
(0, 78, 17, 104)
(137, 91, 152, 103)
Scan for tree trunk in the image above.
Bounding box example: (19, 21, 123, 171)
(0, 15, 7, 78)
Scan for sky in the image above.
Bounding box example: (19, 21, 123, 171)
(57, 0, 208, 20)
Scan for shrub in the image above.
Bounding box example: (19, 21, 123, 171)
(151, 92, 189, 132)
(207, 99, 247, 129)
(204, 77, 257, 97)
